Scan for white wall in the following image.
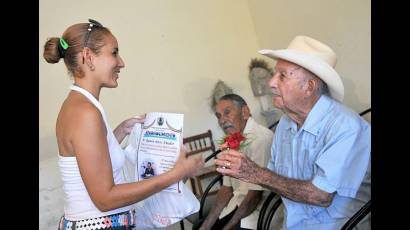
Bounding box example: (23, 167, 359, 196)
(247, 0, 371, 113)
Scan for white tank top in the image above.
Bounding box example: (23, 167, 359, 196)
(58, 85, 132, 221)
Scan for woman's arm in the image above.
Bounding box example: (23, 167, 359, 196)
(73, 107, 203, 211)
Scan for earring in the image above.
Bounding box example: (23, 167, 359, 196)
(89, 65, 95, 71)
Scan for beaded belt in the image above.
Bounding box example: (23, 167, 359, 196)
(58, 209, 135, 230)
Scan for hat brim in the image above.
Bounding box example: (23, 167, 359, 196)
(259, 49, 344, 102)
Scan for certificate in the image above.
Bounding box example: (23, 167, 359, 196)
(136, 112, 184, 193)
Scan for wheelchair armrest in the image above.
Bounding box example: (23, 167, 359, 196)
(341, 200, 371, 230)
(257, 191, 283, 230)
(359, 108, 371, 116)
(257, 192, 277, 230)
(198, 174, 223, 219)
(268, 120, 279, 130)
(264, 198, 282, 230)
(205, 149, 222, 162)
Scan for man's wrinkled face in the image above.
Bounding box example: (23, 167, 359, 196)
(214, 100, 248, 135)
(268, 60, 307, 112)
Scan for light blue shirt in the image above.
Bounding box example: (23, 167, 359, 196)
(267, 95, 371, 230)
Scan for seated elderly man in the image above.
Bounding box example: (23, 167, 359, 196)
(215, 36, 371, 230)
(200, 94, 273, 230)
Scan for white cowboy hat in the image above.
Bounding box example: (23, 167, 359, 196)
(258, 35, 344, 102)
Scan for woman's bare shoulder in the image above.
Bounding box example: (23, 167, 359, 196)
(57, 94, 104, 135)
(65, 94, 101, 118)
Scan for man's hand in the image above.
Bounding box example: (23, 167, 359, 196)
(215, 149, 262, 184)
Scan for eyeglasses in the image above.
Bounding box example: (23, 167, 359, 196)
(83, 19, 103, 48)
(82, 19, 103, 64)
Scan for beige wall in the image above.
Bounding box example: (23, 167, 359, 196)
(40, 0, 371, 161)
(40, 0, 264, 161)
(247, 0, 371, 113)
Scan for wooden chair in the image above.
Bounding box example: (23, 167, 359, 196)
(183, 129, 222, 198)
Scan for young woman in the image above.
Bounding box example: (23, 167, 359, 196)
(43, 19, 203, 230)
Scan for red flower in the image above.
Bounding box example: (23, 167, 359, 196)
(223, 132, 246, 150)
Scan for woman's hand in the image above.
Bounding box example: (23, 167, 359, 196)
(114, 114, 146, 143)
(121, 115, 146, 134)
(174, 146, 204, 178)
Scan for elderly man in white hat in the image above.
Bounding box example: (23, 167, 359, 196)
(215, 35, 371, 229)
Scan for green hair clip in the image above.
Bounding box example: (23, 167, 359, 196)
(59, 37, 69, 50)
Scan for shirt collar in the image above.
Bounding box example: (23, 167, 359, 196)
(243, 117, 256, 134)
(281, 95, 333, 135)
(301, 95, 333, 135)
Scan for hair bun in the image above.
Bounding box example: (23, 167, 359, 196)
(43, 37, 62, 64)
